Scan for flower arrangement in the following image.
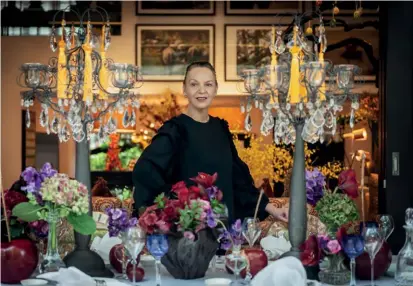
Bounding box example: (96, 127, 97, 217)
(12, 163, 96, 235)
(139, 172, 226, 240)
(304, 168, 360, 278)
(105, 207, 137, 237)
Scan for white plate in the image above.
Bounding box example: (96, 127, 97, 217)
(204, 278, 232, 286)
(20, 279, 48, 286)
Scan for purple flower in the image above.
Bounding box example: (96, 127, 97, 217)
(206, 209, 217, 228)
(206, 186, 218, 200)
(306, 169, 326, 206)
(40, 163, 57, 180)
(105, 207, 138, 237)
(218, 219, 244, 250)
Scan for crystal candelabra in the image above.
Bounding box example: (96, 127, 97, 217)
(237, 13, 361, 260)
(17, 5, 143, 277)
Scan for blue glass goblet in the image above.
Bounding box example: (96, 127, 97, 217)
(147, 234, 169, 286)
(343, 234, 365, 286)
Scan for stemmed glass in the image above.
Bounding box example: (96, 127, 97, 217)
(241, 218, 261, 282)
(124, 226, 146, 285)
(225, 245, 249, 286)
(342, 235, 365, 286)
(362, 224, 384, 286)
(113, 245, 129, 279)
(378, 215, 394, 241)
(147, 234, 169, 286)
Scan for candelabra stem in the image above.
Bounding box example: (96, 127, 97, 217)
(63, 124, 113, 277)
(280, 121, 307, 260)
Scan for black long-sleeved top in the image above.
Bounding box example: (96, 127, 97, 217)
(132, 114, 269, 222)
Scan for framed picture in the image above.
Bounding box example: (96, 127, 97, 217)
(136, 1, 215, 15)
(136, 24, 215, 82)
(225, 1, 302, 16)
(315, 1, 379, 16)
(224, 24, 287, 82)
(320, 25, 379, 82)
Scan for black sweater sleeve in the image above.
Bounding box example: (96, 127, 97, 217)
(132, 121, 180, 213)
(220, 119, 269, 221)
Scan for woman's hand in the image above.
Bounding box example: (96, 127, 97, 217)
(265, 203, 289, 223)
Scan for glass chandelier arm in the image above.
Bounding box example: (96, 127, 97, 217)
(36, 91, 65, 116)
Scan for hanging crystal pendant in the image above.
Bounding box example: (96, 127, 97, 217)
(50, 116, 59, 134)
(25, 109, 31, 128)
(40, 107, 48, 127)
(244, 113, 252, 132)
(86, 122, 93, 141)
(275, 30, 286, 54)
(73, 129, 85, 142)
(104, 25, 111, 51)
(107, 116, 117, 134)
(97, 124, 105, 143)
(349, 109, 355, 129)
(130, 110, 136, 127)
(49, 26, 58, 52)
(122, 110, 130, 128)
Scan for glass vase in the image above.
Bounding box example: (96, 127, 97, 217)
(40, 208, 65, 273)
(395, 215, 413, 285)
(319, 254, 351, 285)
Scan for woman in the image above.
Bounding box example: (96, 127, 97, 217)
(132, 61, 288, 223)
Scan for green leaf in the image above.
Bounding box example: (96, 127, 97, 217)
(67, 213, 96, 235)
(12, 202, 42, 222)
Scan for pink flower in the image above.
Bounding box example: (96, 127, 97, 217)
(200, 211, 207, 220)
(184, 231, 195, 241)
(199, 200, 211, 211)
(327, 240, 342, 254)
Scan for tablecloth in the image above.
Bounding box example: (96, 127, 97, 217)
(1, 262, 397, 286)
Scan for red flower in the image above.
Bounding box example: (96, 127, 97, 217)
(336, 227, 347, 246)
(4, 190, 28, 212)
(172, 181, 187, 192)
(172, 181, 190, 204)
(300, 235, 320, 266)
(164, 204, 178, 219)
(188, 186, 203, 200)
(338, 169, 359, 199)
(190, 172, 218, 188)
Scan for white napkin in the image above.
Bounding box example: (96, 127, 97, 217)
(38, 267, 129, 286)
(260, 235, 292, 259)
(91, 233, 122, 264)
(251, 257, 321, 286)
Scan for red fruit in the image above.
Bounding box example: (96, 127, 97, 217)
(126, 264, 145, 282)
(1, 239, 38, 284)
(225, 248, 268, 278)
(241, 248, 268, 278)
(355, 241, 392, 280)
(109, 244, 141, 273)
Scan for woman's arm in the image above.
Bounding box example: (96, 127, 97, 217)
(132, 121, 180, 214)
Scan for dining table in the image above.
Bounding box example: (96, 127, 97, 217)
(1, 259, 397, 286)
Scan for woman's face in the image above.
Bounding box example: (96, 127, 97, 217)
(183, 67, 217, 111)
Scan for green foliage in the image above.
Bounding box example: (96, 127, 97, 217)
(67, 213, 97, 235)
(315, 191, 359, 233)
(12, 202, 42, 222)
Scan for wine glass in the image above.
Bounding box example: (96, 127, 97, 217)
(124, 226, 146, 285)
(147, 234, 169, 286)
(241, 218, 261, 282)
(342, 234, 365, 286)
(378, 215, 394, 241)
(225, 245, 249, 286)
(242, 218, 261, 248)
(113, 245, 129, 279)
(362, 224, 384, 286)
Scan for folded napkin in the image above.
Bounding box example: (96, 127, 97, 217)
(251, 257, 321, 286)
(38, 267, 129, 286)
(91, 233, 122, 264)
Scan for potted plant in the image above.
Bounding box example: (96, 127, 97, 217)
(11, 163, 96, 273)
(305, 168, 360, 285)
(138, 172, 226, 279)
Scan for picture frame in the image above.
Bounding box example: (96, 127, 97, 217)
(224, 24, 287, 82)
(225, 1, 302, 16)
(136, 1, 215, 16)
(136, 24, 215, 82)
(318, 24, 379, 82)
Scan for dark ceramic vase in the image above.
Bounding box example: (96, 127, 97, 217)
(355, 241, 392, 280)
(161, 228, 219, 279)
